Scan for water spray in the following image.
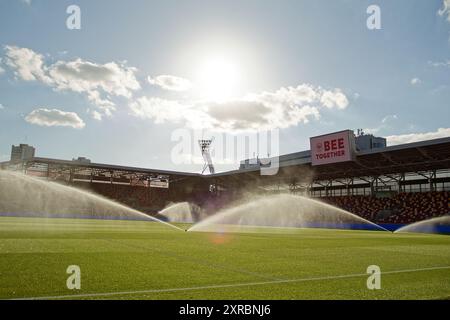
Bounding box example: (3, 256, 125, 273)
(394, 216, 450, 235)
(0, 170, 184, 232)
(188, 194, 389, 234)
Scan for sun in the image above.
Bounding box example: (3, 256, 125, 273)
(195, 57, 240, 102)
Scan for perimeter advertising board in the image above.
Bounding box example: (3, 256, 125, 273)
(150, 177, 169, 189)
(310, 130, 356, 166)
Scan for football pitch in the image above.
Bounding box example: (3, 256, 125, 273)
(0, 216, 449, 300)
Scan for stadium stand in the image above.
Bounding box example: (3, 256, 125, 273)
(324, 191, 450, 224)
(73, 182, 170, 214)
(2, 134, 450, 226)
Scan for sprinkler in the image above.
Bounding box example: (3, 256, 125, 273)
(188, 194, 389, 233)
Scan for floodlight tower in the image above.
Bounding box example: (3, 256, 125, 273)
(198, 138, 215, 175)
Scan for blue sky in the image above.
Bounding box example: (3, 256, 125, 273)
(0, 0, 449, 172)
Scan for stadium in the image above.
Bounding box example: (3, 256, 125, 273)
(1, 0, 450, 304)
(1, 129, 449, 300)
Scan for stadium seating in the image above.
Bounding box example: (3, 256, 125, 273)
(73, 182, 170, 214)
(73, 179, 449, 225)
(323, 191, 450, 224)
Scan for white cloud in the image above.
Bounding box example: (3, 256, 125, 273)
(386, 128, 450, 145)
(48, 58, 140, 114)
(148, 75, 192, 92)
(25, 108, 85, 129)
(49, 59, 140, 98)
(0, 103, 4, 109)
(382, 114, 398, 123)
(130, 97, 203, 125)
(90, 110, 103, 121)
(429, 60, 450, 68)
(438, 0, 450, 22)
(4, 46, 140, 118)
(364, 115, 398, 134)
(410, 77, 422, 86)
(4, 46, 51, 83)
(20, 0, 32, 5)
(3, 46, 350, 131)
(130, 84, 347, 131)
(320, 88, 349, 109)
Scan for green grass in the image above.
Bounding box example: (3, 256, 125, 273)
(0, 216, 450, 300)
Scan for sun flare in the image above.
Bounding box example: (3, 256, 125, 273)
(195, 57, 240, 102)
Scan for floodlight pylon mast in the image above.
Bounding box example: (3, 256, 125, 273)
(198, 138, 215, 175)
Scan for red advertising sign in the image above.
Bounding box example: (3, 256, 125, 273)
(310, 130, 355, 166)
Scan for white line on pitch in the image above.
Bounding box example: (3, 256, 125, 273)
(9, 265, 450, 300)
